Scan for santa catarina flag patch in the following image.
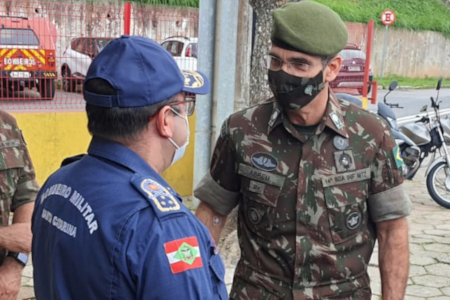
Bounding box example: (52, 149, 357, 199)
(164, 236, 203, 274)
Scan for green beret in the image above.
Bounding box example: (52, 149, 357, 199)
(271, 1, 348, 57)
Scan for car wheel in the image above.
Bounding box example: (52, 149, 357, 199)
(62, 67, 76, 93)
(37, 79, 56, 100)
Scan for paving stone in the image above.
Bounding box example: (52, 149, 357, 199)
(423, 214, 450, 221)
(411, 250, 450, 260)
(410, 223, 436, 230)
(22, 265, 33, 278)
(404, 296, 427, 300)
(410, 255, 436, 266)
(17, 286, 35, 300)
(424, 243, 450, 252)
(428, 297, 450, 300)
(426, 263, 450, 277)
(411, 275, 450, 288)
(423, 229, 450, 236)
(414, 218, 447, 225)
(405, 285, 442, 298)
(436, 224, 450, 230)
(440, 286, 450, 296)
(436, 256, 450, 264)
(409, 237, 435, 245)
(409, 265, 427, 277)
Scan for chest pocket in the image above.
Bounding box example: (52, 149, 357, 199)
(0, 141, 25, 205)
(322, 168, 370, 245)
(238, 164, 284, 239)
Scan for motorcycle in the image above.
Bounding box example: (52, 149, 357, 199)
(384, 78, 450, 208)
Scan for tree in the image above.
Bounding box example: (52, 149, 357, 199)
(249, 0, 292, 105)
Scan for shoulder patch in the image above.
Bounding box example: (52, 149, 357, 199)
(164, 236, 203, 274)
(131, 175, 182, 218)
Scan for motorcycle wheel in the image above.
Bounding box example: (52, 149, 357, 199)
(426, 161, 450, 209)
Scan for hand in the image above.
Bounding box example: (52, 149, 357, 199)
(0, 259, 23, 300)
(0, 223, 32, 253)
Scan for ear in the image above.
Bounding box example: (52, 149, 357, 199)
(324, 56, 342, 83)
(154, 106, 174, 138)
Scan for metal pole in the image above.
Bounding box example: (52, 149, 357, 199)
(124, 2, 131, 35)
(192, 0, 217, 209)
(379, 25, 389, 83)
(362, 20, 374, 98)
(213, 0, 240, 140)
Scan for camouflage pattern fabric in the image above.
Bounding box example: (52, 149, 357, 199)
(194, 90, 411, 300)
(0, 111, 39, 265)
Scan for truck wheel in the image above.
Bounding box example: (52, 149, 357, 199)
(37, 79, 56, 100)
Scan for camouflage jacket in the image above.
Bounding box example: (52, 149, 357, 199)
(194, 92, 411, 300)
(0, 111, 39, 265)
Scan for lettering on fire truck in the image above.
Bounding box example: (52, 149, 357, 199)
(3, 58, 36, 66)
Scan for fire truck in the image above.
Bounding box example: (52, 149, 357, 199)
(0, 16, 57, 100)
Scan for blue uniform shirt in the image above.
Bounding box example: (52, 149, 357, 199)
(32, 137, 228, 300)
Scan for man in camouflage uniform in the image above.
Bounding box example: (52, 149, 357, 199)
(0, 110, 39, 299)
(194, 1, 411, 299)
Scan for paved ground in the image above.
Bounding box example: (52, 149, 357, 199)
(17, 161, 450, 300)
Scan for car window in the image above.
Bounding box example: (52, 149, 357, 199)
(75, 38, 85, 54)
(0, 28, 39, 45)
(161, 41, 171, 50)
(71, 38, 80, 50)
(339, 49, 366, 60)
(167, 41, 184, 57)
(84, 39, 95, 56)
(186, 43, 198, 58)
(96, 38, 112, 53)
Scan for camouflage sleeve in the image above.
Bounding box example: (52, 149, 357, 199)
(194, 118, 240, 216)
(368, 128, 411, 222)
(11, 141, 40, 212)
(0, 112, 39, 213)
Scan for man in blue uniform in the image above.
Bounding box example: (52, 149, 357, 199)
(31, 35, 228, 300)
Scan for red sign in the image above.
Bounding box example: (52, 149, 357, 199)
(381, 10, 396, 26)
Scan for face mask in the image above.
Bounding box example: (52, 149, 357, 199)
(268, 69, 325, 111)
(168, 108, 190, 166)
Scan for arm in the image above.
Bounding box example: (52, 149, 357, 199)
(195, 202, 228, 243)
(0, 202, 34, 253)
(377, 217, 409, 300)
(0, 202, 35, 300)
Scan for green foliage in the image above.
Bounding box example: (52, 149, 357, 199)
(375, 75, 450, 89)
(313, 0, 450, 36)
(118, 0, 199, 7)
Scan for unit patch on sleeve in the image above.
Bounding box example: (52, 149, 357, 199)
(164, 236, 203, 274)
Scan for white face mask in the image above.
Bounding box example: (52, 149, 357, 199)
(168, 108, 190, 166)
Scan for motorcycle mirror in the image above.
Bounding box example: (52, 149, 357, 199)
(420, 105, 428, 112)
(389, 81, 398, 91)
(437, 78, 442, 90)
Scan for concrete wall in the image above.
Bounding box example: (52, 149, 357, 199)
(12, 111, 198, 196)
(346, 22, 450, 78)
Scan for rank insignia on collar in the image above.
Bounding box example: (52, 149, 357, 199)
(334, 150, 356, 173)
(329, 112, 344, 130)
(269, 108, 281, 128)
(141, 179, 180, 212)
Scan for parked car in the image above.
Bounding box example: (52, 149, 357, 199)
(60, 37, 114, 92)
(330, 43, 373, 95)
(0, 16, 57, 100)
(161, 36, 198, 71)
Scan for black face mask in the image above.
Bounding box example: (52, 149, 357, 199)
(268, 69, 325, 111)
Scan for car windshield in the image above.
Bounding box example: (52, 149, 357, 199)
(0, 28, 39, 45)
(96, 39, 113, 52)
(339, 49, 366, 60)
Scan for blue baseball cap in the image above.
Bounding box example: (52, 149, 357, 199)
(83, 35, 210, 108)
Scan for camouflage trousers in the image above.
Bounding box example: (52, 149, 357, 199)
(229, 260, 372, 300)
